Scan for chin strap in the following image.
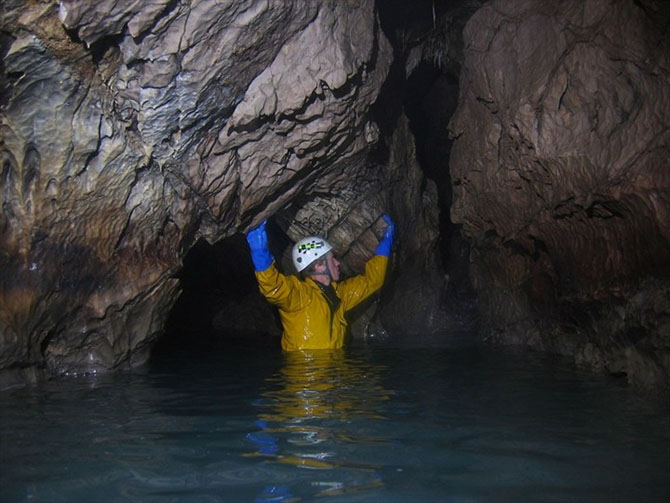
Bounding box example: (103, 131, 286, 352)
(326, 261, 336, 281)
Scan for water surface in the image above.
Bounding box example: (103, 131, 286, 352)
(2, 342, 669, 502)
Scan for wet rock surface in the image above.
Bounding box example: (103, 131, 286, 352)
(1, 0, 446, 386)
(449, 0, 670, 389)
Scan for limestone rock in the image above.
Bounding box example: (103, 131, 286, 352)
(1, 0, 417, 386)
(449, 0, 670, 388)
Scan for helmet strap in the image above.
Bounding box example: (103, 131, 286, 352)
(309, 257, 333, 285)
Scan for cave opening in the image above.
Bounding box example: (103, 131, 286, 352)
(402, 61, 471, 294)
(154, 220, 290, 355)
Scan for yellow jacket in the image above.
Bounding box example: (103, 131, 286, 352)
(255, 255, 388, 351)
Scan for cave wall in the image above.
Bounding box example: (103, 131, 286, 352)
(1, 0, 446, 387)
(5, 0, 666, 391)
(449, 0, 670, 388)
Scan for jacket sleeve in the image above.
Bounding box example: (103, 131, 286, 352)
(336, 255, 388, 313)
(255, 262, 310, 312)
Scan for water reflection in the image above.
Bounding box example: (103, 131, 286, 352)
(246, 350, 392, 500)
(262, 350, 391, 421)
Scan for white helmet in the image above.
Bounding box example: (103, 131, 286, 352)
(292, 236, 333, 273)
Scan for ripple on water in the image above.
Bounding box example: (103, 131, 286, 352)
(1, 346, 669, 502)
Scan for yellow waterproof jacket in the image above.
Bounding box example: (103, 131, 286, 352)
(255, 255, 388, 351)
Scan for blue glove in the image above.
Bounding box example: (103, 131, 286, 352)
(375, 214, 394, 257)
(246, 220, 273, 272)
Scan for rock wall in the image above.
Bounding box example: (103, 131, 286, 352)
(1, 0, 444, 387)
(449, 0, 670, 389)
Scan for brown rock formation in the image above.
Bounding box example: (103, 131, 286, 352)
(449, 0, 670, 388)
(1, 0, 445, 387)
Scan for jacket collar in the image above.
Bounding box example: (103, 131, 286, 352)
(305, 276, 338, 290)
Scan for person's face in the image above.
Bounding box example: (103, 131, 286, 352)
(325, 252, 340, 281)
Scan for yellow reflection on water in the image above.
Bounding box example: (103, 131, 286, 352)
(246, 349, 393, 490)
(261, 349, 392, 423)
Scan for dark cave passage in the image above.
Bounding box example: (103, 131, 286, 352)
(402, 62, 471, 293)
(373, 0, 476, 295)
(155, 221, 289, 354)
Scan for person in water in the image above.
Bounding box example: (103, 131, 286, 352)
(246, 215, 394, 351)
